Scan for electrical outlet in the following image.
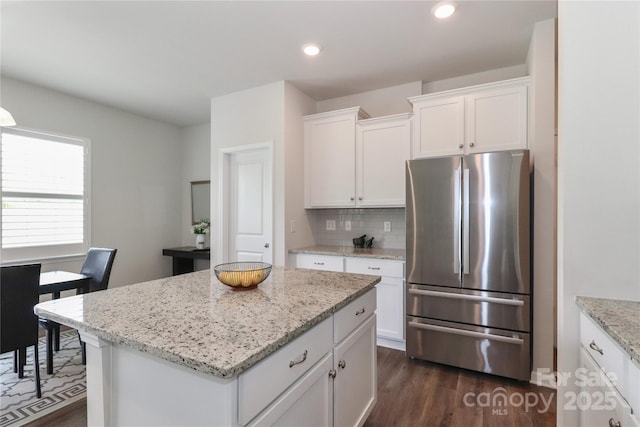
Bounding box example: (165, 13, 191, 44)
(326, 220, 336, 231)
(345, 220, 351, 231)
(290, 219, 296, 233)
(384, 221, 391, 232)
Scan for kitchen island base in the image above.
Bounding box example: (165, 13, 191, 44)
(79, 288, 377, 427)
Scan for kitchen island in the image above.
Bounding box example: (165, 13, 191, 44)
(35, 267, 380, 426)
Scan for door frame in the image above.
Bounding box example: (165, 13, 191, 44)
(217, 141, 273, 265)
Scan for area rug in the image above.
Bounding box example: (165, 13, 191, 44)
(0, 330, 86, 427)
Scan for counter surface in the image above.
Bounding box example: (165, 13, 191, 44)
(289, 245, 405, 261)
(35, 267, 379, 379)
(576, 296, 640, 362)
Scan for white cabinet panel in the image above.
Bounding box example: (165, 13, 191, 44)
(248, 354, 333, 427)
(304, 109, 410, 208)
(344, 257, 404, 278)
(357, 114, 411, 207)
(409, 77, 529, 159)
(465, 84, 528, 154)
(238, 317, 333, 425)
(292, 253, 344, 272)
(304, 108, 367, 208)
(375, 277, 404, 341)
(334, 315, 377, 427)
(411, 96, 464, 158)
(333, 288, 377, 344)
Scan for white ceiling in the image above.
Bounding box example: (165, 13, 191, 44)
(1, 1, 557, 127)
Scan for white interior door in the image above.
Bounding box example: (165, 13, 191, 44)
(227, 147, 272, 263)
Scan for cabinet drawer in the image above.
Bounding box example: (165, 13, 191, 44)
(580, 313, 626, 393)
(238, 317, 333, 425)
(579, 347, 631, 427)
(293, 254, 344, 272)
(334, 288, 377, 344)
(345, 257, 404, 278)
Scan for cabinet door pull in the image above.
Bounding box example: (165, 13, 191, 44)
(289, 350, 308, 368)
(314, 262, 325, 265)
(350, 197, 355, 201)
(469, 142, 475, 147)
(458, 144, 464, 149)
(608, 418, 622, 427)
(367, 266, 380, 270)
(329, 369, 336, 379)
(338, 360, 346, 369)
(589, 340, 604, 355)
(355, 307, 366, 316)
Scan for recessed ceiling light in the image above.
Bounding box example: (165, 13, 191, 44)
(302, 44, 322, 56)
(432, 1, 457, 19)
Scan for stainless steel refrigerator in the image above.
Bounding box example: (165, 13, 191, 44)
(405, 150, 531, 381)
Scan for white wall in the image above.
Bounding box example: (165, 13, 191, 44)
(423, 64, 527, 94)
(180, 123, 211, 247)
(1, 77, 183, 289)
(526, 18, 557, 384)
(210, 81, 286, 266)
(557, 1, 640, 425)
(284, 82, 317, 258)
(316, 81, 421, 117)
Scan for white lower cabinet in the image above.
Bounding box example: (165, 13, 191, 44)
(344, 257, 405, 349)
(579, 313, 639, 427)
(248, 353, 334, 427)
(246, 289, 377, 427)
(334, 315, 377, 427)
(292, 253, 405, 350)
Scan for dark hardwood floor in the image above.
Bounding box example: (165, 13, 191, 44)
(365, 347, 556, 427)
(25, 347, 556, 427)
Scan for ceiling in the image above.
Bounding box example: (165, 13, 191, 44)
(1, 1, 557, 127)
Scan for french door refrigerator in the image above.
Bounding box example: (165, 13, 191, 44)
(405, 150, 531, 381)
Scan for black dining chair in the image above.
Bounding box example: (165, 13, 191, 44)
(40, 247, 117, 373)
(1, 264, 43, 398)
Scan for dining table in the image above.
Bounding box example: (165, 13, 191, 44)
(39, 270, 91, 354)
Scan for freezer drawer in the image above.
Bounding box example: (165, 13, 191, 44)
(406, 284, 530, 332)
(406, 316, 531, 381)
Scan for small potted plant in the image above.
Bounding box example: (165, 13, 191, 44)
(192, 219, 210, 249)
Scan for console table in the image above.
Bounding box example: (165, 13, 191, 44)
(162, 247, 210, 276)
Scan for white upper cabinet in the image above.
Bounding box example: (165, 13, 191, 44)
(304, 108, 410, 208)
(304, 107, 368, 208)
(356, 114, 411, 207)
(409, 77, 530, 158)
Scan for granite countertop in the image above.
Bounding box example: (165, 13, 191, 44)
(289, 245, 405, 261)
(576, 296, 640, 362)
(35, 268, 379, 379)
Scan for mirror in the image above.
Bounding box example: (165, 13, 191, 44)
(191, 181, 210, 225)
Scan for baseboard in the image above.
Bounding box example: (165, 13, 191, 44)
(530, 369, 557, 389)
(377, 337, 405, 351)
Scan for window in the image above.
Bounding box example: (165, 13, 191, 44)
(1, 127, 90, 262)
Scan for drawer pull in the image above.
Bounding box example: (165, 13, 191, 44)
(289, 350, 308, 368)
(313, 262, 325, 265)
(589, 340, 604, 355)
(338, 360, 346, 369)
(367, 267, 381, 271)
(355, 307, 366, 316)
(329, 369, 336, 379)
(609, 418, 621, 427)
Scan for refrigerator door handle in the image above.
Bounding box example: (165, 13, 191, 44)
(462, 168, 470, 275)
(453, 167, 461, 274)
(408, 321, 524, 345)
(407, 288, 525, 306)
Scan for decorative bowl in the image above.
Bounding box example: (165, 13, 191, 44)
(214, 262, 272, 291)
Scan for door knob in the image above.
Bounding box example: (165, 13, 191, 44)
(264, 243, 270, 248)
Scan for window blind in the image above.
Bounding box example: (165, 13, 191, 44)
(1, 128, 88, 260)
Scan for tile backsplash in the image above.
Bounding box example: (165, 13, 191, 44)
(307, 208, 406, 249)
